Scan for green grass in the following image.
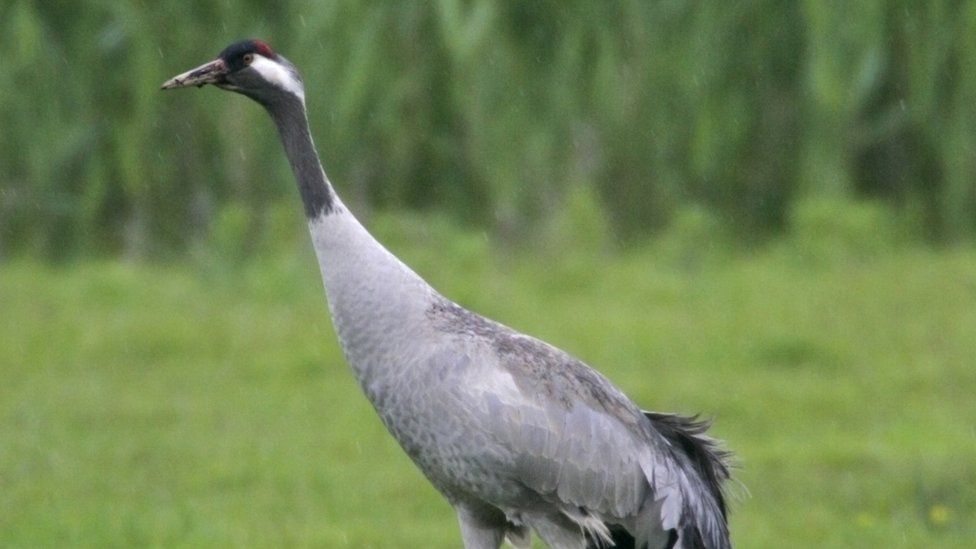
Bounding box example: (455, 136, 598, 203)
(2, 230, 975, 547)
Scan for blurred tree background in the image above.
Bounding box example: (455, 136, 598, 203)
(1, 0, 975, 260)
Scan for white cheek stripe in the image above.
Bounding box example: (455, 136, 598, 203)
(251, 55, 305, 102)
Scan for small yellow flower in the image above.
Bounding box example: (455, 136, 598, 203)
(928, 504, 952, 526)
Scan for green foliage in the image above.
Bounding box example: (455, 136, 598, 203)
(786, 197, 902, 264)
(651, 204, 732, 269)
(2, 1, 976, 259)
(370, 209, 493, 287)
(209, 202, 253, 263)
(537, 182, 614, 255)
(2, 241, 975, 546)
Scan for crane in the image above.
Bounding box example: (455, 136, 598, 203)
(162, 39, 733, 549)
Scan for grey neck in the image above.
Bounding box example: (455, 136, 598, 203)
(259, 91, 438, 388)
(265, 95, 336, 218)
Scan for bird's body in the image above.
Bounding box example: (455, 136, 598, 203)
(163, 40, 733, 548)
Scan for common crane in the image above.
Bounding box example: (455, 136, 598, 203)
(162, 39, 733, 549)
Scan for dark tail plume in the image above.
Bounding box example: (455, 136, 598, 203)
(642, 411, 733, 520)
(587, 411, 733, 549)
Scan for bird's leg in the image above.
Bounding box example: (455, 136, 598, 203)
(455, 504, 507, 549)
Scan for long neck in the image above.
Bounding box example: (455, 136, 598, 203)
(263, 94, 439, 384)
(266, 95, 336, 218)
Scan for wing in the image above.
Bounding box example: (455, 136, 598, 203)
(444, 328, 675, 520)
(426, 299, 731, 548)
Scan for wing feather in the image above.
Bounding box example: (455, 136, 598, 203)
(446, 332, 665, 520)
(426, 299, 730, 548)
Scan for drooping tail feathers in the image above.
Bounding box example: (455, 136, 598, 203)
(642, 412, 733, 521)
(587, 412, 733, 549)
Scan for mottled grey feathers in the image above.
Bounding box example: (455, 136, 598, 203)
(429, 297, 732, 548)
(429, 298, 644, 424)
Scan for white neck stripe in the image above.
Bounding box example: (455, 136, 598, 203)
(250, 55, 305, 102)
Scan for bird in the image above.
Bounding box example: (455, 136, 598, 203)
(162, 39, 733, 549)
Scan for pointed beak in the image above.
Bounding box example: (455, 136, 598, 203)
(160, 58, 229, 90)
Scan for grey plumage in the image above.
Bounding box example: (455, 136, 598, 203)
(163, 39, 734, 549)
(423, 298, 733, 548)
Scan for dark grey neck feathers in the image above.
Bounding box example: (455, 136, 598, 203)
(265, 95, 336, 218)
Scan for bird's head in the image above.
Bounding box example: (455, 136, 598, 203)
(161, 39, 304, 105)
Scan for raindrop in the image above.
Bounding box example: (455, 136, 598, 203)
(899, 99, 906, 111)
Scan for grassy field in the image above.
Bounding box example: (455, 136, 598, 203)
(1, 222, 975, 547)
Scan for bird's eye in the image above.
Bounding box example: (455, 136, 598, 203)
(243, 53, 254, 65)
